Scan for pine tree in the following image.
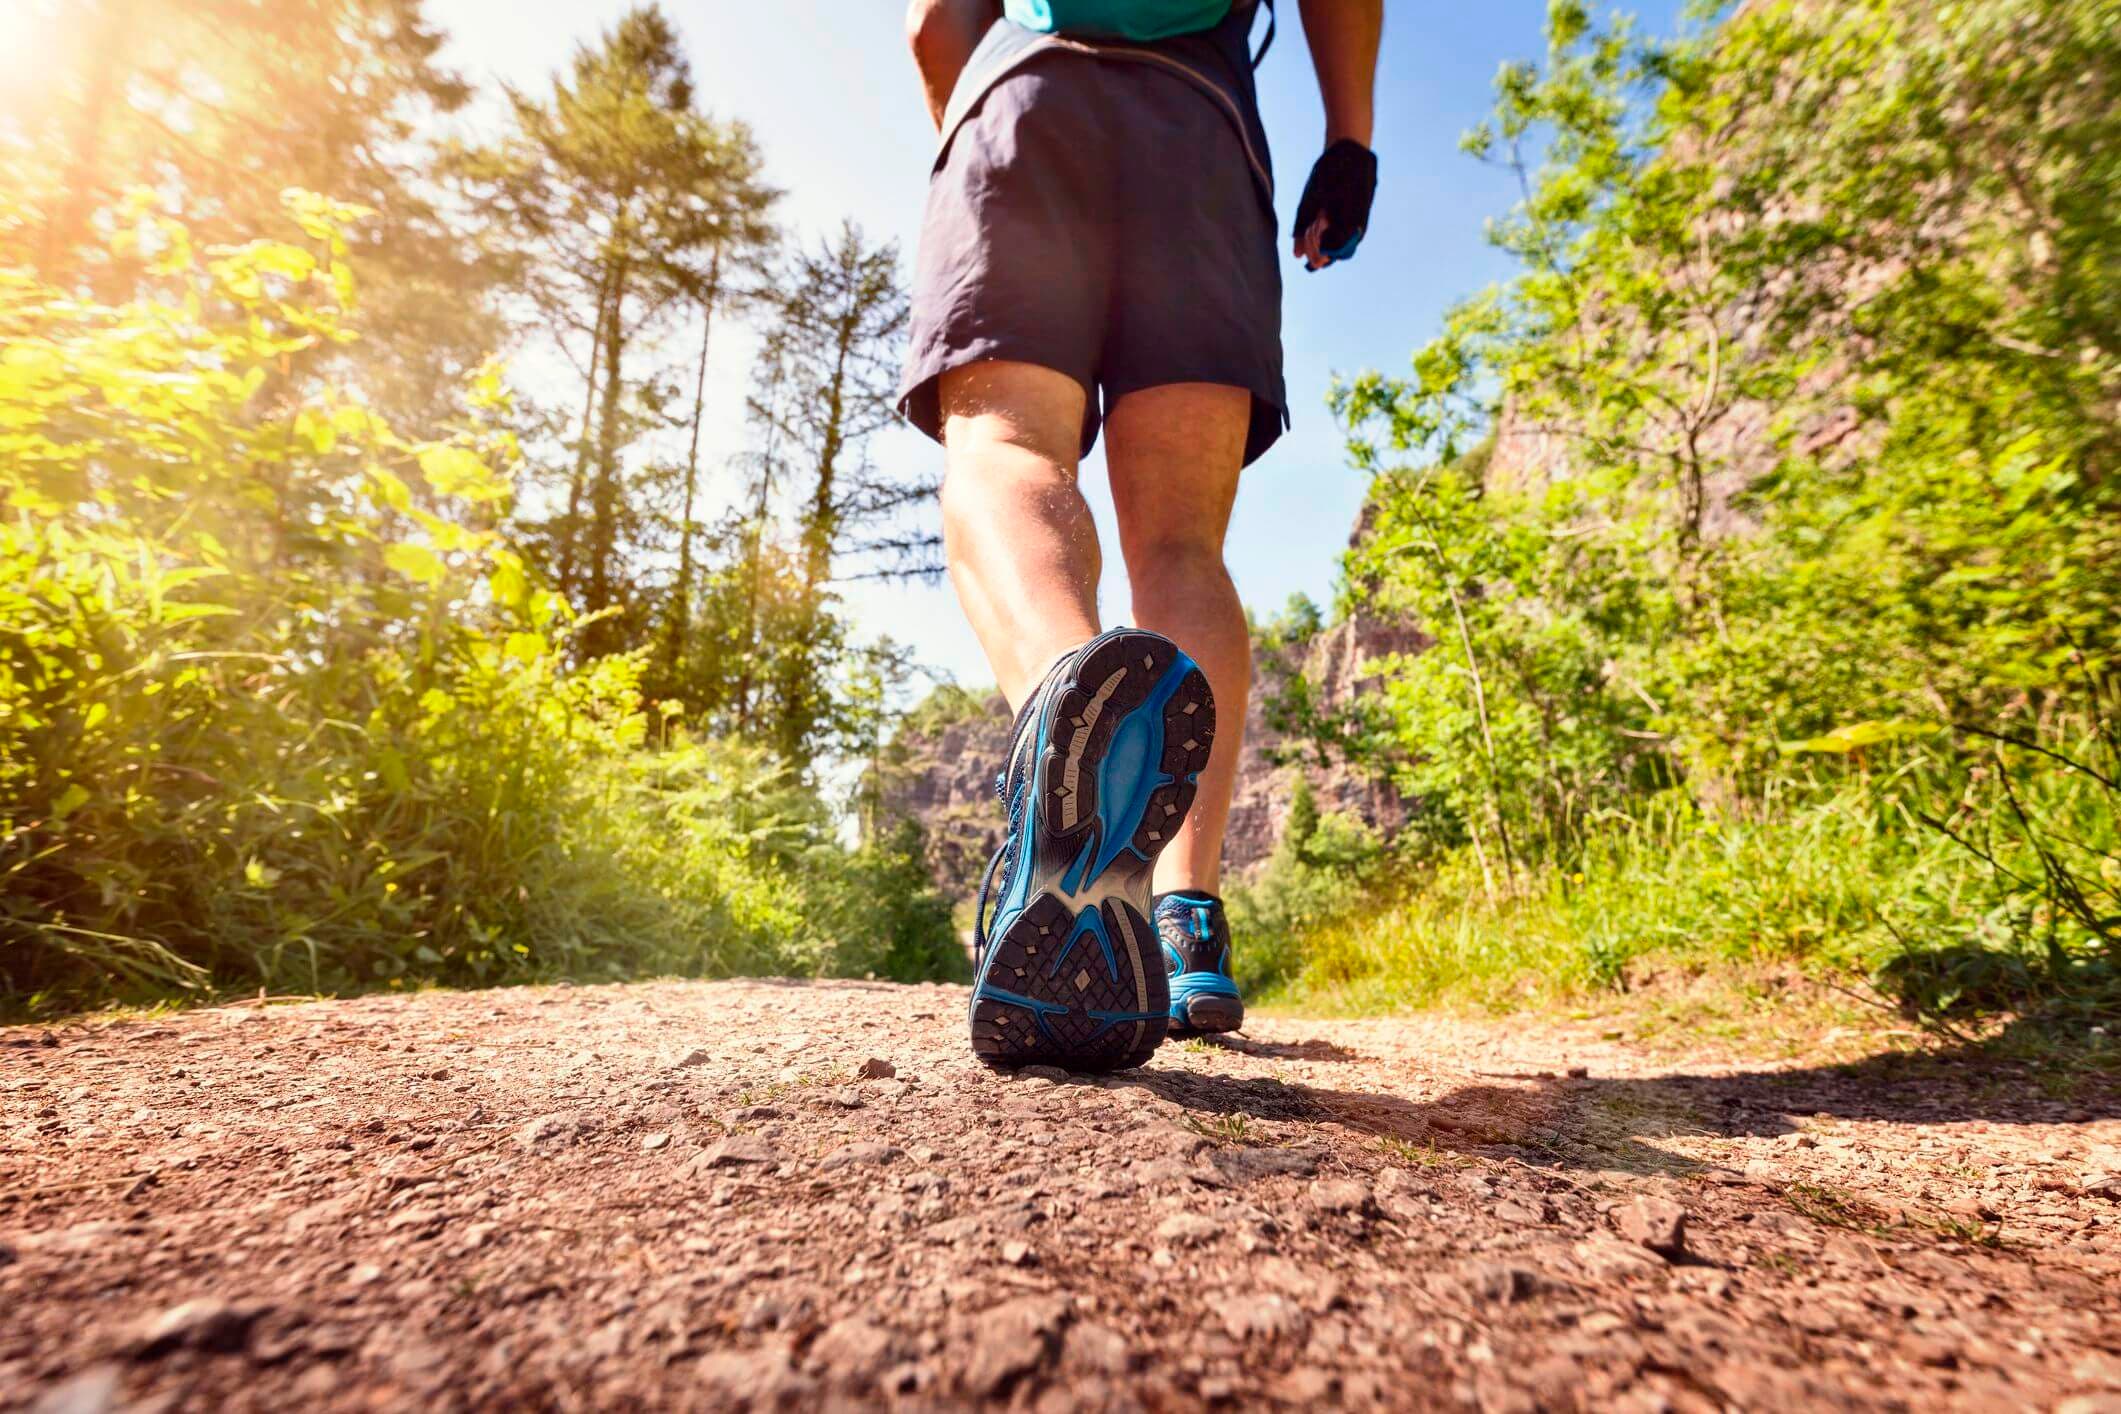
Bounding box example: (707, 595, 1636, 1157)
(741, 223, 932, 759)
(461, 5, 754, 656)
(656, 122, 780, 700)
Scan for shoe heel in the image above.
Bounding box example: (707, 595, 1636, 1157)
(1035, 631, 1215, 882)
(970, 894, 1170, 1072)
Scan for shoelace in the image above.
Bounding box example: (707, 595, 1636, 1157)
(972, 769, 1017, 964)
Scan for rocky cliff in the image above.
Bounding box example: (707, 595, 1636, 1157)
(876, 607, 1418, 902)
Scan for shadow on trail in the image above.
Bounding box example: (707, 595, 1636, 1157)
(1128, 1025, 2119, 1177)
(1203, 1034, 1364, 1064)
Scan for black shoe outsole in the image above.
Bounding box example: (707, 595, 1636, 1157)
(1169, 993, 1246, 1037)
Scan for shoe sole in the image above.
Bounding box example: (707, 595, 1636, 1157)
(970, 629, 1215, 1073)
(1169, 987, 1245, 1036)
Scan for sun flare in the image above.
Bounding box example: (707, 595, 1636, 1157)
(0, 0, 68, 113)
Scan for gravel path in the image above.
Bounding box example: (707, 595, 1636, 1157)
(4, 979, 2118, 1410)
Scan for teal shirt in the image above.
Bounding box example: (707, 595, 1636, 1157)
(1002, 0, 1234, 42)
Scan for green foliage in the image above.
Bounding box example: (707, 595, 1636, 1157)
(6, 0, 500, 432)
(0, 196, 954, 1014)
(1254, 732, 2117, 1023)
(1280, 0, 2118, 1022)
(1252, 593, 1325, 652)
(460, 6, 781, 662)
(894, 682, 997, 740)
(1226, 797, 1383, 999)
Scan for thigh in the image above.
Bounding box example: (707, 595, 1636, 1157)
(1103, 383, 1251, 557)
(940, 360, 1090, 475)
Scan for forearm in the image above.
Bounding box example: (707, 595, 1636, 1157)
(907, 0, 999, 131)
(1296, 0, 1381, 147)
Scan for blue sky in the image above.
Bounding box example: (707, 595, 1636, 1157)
(426, 0, 1688, 691)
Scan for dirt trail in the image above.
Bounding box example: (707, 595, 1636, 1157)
(3, 980, 2118, 1411)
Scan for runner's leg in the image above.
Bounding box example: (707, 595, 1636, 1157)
(939, 360, 1102, 710)
(1104, 382, 1252, 895)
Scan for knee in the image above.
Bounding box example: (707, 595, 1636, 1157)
(1122, 535, 1231, 594)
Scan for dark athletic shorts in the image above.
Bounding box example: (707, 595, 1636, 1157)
(897, 57, 1287, 468)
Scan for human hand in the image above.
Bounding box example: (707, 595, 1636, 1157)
(1291, 139, 1377, 271)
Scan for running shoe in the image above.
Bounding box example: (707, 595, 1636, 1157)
(968, 628, 1215, 1071)
(1156, 891, 1244, 1035)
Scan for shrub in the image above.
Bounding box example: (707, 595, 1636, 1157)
(0, 193, 954, 1014)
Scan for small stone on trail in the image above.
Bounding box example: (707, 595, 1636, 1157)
(1307, 1179, 1372, 1215)
(1065, 1321, 1132, 1376)
(826, 1086, 864, 1109)
(1001, 1240, 1035, 1266)
(125, 1299, 262, 1358)
(1566, 1065, 1589, 1079)
(640, 1131, 670, 1151)
(1155, 1212, 1221, 1246)
(696, 1347, 814, 1403)
(1465, 1262, 1546, 1307)
(28, 1365, 119, 1414)
(1573, 1235, 1667, 1281)
(1495, 1198, 1545, 1226)
(515, 1112, 585, 1149)
(1222, 1292, 1305, 1341)
(1214, 1145, 1322, 1180)
(965, 1297, 1067, 1397)
(698, 1134, 778, 1168)
(669, 1047, 712, 1069)
(819, 1140, 904, 1171)
(2054, 1399, 2121, 1414)
(856, 1057, 896, 1080)
(809, 1316, 897, 1381)
(1612, 1195, 1688, 1258)
(1275, 1367, 1339, 1403)
(1018, 1064, 1070, 1083)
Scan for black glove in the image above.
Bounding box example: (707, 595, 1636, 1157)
(1292, 139, 1378, 269)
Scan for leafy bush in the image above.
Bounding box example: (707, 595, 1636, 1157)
(0, 193, 955, 1014)
(1226, 780, 1383, 997)
(1251, 0, 2119, 1024)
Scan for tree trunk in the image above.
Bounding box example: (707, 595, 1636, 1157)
(557, 263, 616, 600)
(734, 354, 786, 735)
(665, 245, 723, 680)
(585, 252, 632, 657)
(775, 286, 859, 759)
(800, 294, 860, 595)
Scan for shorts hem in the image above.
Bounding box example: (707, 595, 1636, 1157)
(898, 344, 1103, 461)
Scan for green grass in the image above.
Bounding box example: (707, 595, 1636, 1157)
(1230, 764, 2117, 1033)
(1182, 1112, 1256, 1145)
